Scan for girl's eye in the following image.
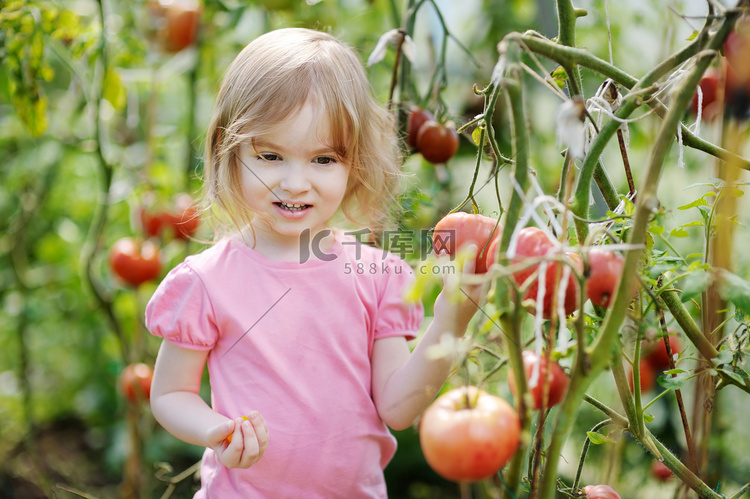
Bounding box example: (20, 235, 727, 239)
(258, 153, 280, 162)
(314, 156, 336, 166)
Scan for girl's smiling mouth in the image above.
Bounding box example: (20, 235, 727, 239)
(274, 201, 312, 211)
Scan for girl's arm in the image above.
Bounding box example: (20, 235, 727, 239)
(371, 250, 481, 431)
(151, 340, 269, 468)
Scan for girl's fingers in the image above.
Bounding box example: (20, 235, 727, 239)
(249, 411, 269, 453)
(237, 413, 266, 467)
(208, 419, 235, 447)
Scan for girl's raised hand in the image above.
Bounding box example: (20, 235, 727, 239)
(208, 412, 269, 469)
(434, 244, 484, 329)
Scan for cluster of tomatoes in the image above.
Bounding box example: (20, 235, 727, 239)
(418, 212, 640, 495)
(691, 15, 750, 121)
(432, 212, 631, 317)
(406, 106, 460, 164)
(109, 193, 199, 289)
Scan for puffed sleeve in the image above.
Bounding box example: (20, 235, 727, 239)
(373, 253, 424, 341)
(145, 262, 218, 350)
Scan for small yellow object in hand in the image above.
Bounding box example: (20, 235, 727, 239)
(226, 416, 249, 443)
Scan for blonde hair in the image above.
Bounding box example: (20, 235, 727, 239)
(202, 28, 403, 238)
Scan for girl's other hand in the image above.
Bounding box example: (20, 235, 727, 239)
(435, 244, 483, 330)
(209, 411, 269, 469)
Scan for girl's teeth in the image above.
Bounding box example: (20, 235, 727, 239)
(280, 203, 306, 211)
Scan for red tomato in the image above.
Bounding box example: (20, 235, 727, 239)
(139, 207, 168, 238)
(628, 360, 656, 393)
(159, 0, 202, 53)
(651, 460, 673, 481)
(432, 212, 499, 274)
(724, 16, 750, 83)
(644, 334, 682, 371)
(119, 363, 153, 403)
(407, 107, 434, 149)
(416, 121, 460, 163)
(508, 350, 569, 410)
(419, 386, 521, 482)
(525, 252, 581, 318)
(510, 227, 581, 318)
(583, 484, 621, 499)
(585, 248, 631, 308)
(690, 68, 721, 120)
(166, 193, 200, 240)
(109, 238, 161, 287)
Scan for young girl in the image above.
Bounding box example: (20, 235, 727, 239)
(147, 27, 479, 498)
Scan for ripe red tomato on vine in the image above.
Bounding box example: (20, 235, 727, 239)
(628, 360, 656, 393)
(508, 350, 569, 410)
(643, 334, 682, 371)
(582, 484, 621, 499)
(416, 120, 460, 164)
(585, 248, 631, 308)
(504, 227, 581, 318)
(432, 212, 499, 274)
(109, 237, 161, 287)
(407, 106, 434, 149)
(119, 363, 154, 403)
(419, 386, 520, 482)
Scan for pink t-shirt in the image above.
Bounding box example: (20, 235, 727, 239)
(146, 233, 423, 498)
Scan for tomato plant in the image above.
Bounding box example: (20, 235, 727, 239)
(416, 121, 460, 164)
(109, 238, 162, 287)
(585, 248, 627, 308)
(433, 212, 499, 273)
(119, 363, 154, 403)
(508, 350, 569, 410)
(419, 386, 520, 482)
(582, 484, 621, 499)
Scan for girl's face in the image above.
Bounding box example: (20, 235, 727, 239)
(236, 101, 350, 255)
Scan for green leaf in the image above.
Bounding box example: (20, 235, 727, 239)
(716, 269, 750, 315)
(471, 124, 485, 146)
(680, 271, 712, 300)
(712, 350, 734, 367)
(587, 431, 616, 445)
(550, 65, 567, 89)
(717, 365, 749, 385)
(648, 222, 665, 235)
(678, 198, 707, 210)
(103, 70, 127, 110)
(669, 228, 689, 238)
(657, 372, 688, 390)
(681, 220, 704, 228)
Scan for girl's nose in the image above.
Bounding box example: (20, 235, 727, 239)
(279, 163, 312, 194)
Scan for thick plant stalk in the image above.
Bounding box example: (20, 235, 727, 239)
(494, 39, 534, 499)
(537, 38, 723, 499)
